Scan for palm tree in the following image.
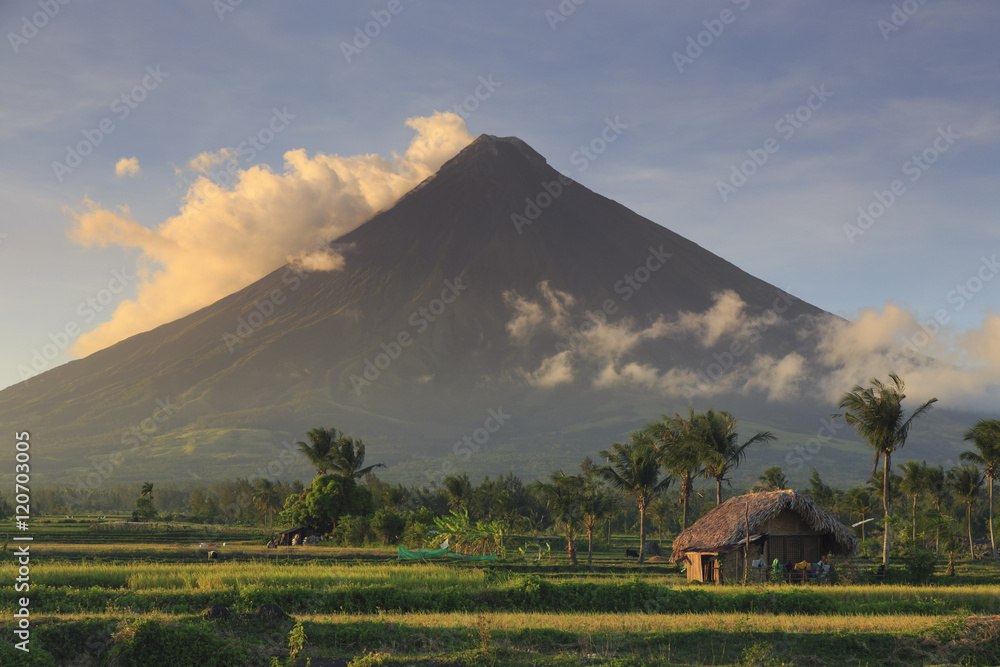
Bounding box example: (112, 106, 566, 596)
(691, 409, 775, 505)
(329, 435, 385, 479)
(897, 460, 927, 545)
(843, 487, 875, 541)
(443, 474, 473, 511)
(924, 464, 948, 553)
(647, 411, 702, 530)
(961, 419, 1000, 561)
(140, 481, 154, 501)
(756, 466, 788, 491)
(599, 431, 672, 563)
(948, 464, 984, 560)
(835, 373, 937, 566)
(531, 471, 585, 565)
(579, 479, 615, 565)
(296, 427, 339, 475)
(253, 478, 282, 529)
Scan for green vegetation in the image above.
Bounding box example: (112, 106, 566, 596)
(1, 524, 998, 665)
(5, 380, 1000, 664)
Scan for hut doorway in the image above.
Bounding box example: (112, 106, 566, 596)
(701, 555, 717, 583)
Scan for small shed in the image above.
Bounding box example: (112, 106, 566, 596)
(670, 490, 857, 584)
(277, 526, 317, 546)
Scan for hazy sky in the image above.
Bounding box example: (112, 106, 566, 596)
(2, 0, 998, 393)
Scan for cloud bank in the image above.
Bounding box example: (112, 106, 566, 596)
(503, 283, 1000, 410)
(68, 112, 473, 356)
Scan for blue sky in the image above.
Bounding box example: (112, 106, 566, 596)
(1, 0, 998, 395)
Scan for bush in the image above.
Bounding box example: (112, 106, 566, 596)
(106, 618, 247, 666)
(371, 508, 407, 545)
(334, 515, 374, 546)
(904, 548, 937, 583)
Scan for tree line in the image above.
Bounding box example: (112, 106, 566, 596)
(9, 374, 997, 570)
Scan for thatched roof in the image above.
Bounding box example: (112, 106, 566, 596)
(670, 489, 858, 562)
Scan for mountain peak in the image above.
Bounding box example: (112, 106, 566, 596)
(442, 134, 550, 174)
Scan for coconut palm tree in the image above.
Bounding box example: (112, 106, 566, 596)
(835, 373, 937, 566)
(756, 466, 788, 491)
(599, 431, 672, 564)
(961, 419, 1000, 561)
(532, 471, 585, 565)
(646, 410, 702, 530)
(924, 464, 948, 553)
(443, 474, 473, 511)
(948, 464, 984, 560)
(843, 486, 875, 541)
(691, 409, 775, 505)
(897, 460, 928, 545)
(140, 481, 154, 500)
(253, 478, 282, 529)
(579, 478, 615, 565)
(296, 427, 340, 475)
(328, 434, 385, 479)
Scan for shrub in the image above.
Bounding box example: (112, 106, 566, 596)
(904, 548, 937, 583)
(106, 618, 247, 666)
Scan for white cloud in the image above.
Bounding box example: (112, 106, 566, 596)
(67, 112, 473, 356)
(114, 157, 141, 177)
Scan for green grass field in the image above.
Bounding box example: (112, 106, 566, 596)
(2, 519, 999, 666)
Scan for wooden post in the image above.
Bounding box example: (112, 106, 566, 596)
(743, 500, 750, 585)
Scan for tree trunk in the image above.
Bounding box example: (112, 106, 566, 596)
(681, 475, 691, 531)
(716, 477, 723, 506)
(861, 513, 866, 541)
(882, 451, 891, 566)
(587, 526, 593, 565)
(989, 478, 997, 561)
(607, 517, 612, 546)
(968, 502, 975, 560)
(912, 494, 917, 545)
(638, 502, 646, 564)
(567, 531, 577, 565)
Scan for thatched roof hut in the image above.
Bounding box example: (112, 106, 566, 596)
(671, 489, 857, 583)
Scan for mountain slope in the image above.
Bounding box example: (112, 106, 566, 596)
(0, 135, 966, 489)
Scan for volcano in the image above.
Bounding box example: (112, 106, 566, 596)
(0, 135, 939, 490)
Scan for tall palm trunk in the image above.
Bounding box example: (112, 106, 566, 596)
(967, 501, 975, 560)
(681, 475, 691, 530)
(912, 493, 917, 545)
(587, 527, 594, 565)
(637, 502, 646, 564)
(882, 451, 891, 566)
(715, 477, 723, 506)
(989, 479, 997, 561)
